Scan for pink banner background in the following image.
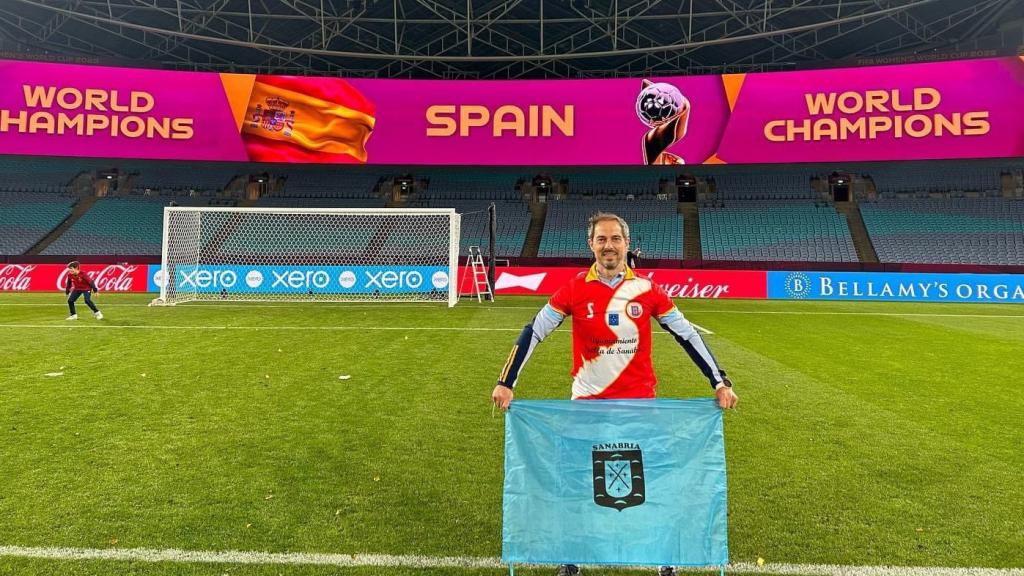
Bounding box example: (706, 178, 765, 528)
(0, 61, 247, 161)
(0, 57, 1021, 165)
(347, 76, 729, 165)
(715, 57, 1024, 163)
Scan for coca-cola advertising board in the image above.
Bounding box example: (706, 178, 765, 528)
(463, 267, 767, 299)
(0, 263, 149, 292)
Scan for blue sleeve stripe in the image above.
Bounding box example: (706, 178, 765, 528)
(541, 304, 565, 322)
(658, 309, 682, 322)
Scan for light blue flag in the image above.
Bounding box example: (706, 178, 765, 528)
(502, 398, 728, 567)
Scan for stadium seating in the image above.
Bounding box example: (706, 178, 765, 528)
(867, 162, 1003, 197)
(42, 197, 167, 255)
(254, 197, 387, 208)
(708, 168, 817, 200)
(42, 195, 384, 257)
(0, 191, 76, 254)
(419, 172, 524, 201)
(565, 172, 662, 198)
(272, 169, 385, 199)
(860, 198, 1024, 264)
(405, 172, 529, 257)
(211, 217, 375, 260)
(252, 168, 388, 207)
(5, 159, 1022, 266)
(409, 198, 529, 258)
(539, 197, 683, 259)
(0, 157, 99, 193)
(699, 200, 857, 262)
(128, 161, 238, 193)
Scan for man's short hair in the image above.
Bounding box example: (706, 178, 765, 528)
(67, 260, 80, 269)
(587, 212, 630, 240)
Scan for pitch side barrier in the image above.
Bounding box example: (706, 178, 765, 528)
(3, 263, 1024, 304)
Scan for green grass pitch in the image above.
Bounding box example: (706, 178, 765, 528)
(0, 293, 1021, 575)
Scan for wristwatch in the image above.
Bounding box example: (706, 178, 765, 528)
(714, 377, 733, 390)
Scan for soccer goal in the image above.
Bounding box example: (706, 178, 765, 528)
(152, 207, 461, 306)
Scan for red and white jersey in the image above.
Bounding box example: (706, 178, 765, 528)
(548, 265, 675, 399)
(496, 264, 725, 399)
(65, 271, 97, 292)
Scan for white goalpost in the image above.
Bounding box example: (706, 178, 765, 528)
(152, 207, 461, 307)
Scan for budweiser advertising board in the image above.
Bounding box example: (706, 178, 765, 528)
(0, 263, 149, 292)
(2, 264, 767, 299)
(466, 267, 767, 299)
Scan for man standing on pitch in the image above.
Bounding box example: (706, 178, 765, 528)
(64, 261, 103, 321)
(491, 213, 736, 576)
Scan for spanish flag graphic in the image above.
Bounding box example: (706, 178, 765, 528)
(235, 75, 376, 163)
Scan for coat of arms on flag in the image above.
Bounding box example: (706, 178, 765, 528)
(592, 443, 645, 511)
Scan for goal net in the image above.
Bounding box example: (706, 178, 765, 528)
(153, 207, 460, 306)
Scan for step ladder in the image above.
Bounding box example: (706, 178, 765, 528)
(461, 246, 493, 303)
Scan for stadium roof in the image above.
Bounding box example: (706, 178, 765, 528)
(0, 0, 1021, 79)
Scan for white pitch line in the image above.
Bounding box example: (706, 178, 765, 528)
(0, 324, 717, 338)
(0, 324, 719, 342)
(2, 302, 1022, 318)
(0, 302, 447, 309)
(715, 564, 1024, 576)
(692, 322, 714, 335)
(0, 324, 526, 332)
(0, 546, 497, 569)
(0, 546, 1020, 576)
(696, 310, 1024, 319)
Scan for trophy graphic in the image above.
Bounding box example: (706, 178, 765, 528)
(635, 79, 690, 165)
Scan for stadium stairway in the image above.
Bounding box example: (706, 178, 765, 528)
(836, 202, 879, 263)
(25, 195, 99, 255)
(681, 204, 701, 260)
(521, 201, 546, 257)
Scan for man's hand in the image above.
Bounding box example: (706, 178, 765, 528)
(715, 382, 738, 409)
(492, 385, 514, 411)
